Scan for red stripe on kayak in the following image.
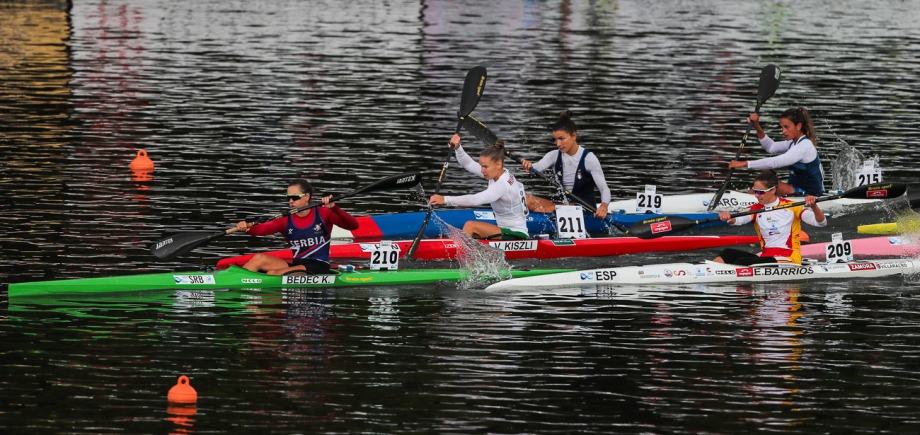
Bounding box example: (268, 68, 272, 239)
(216, 236, 759, 269)
(348, 216, 385, 239)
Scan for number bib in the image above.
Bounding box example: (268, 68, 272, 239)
(825, 232, 853, 263)
(370, 241, 400, 270)
(856, 160, 882, 186)
(635, 185, 662, 214)
(555, 205, 587, 239)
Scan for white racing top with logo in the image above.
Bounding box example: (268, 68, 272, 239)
(443, 145, 529, 234)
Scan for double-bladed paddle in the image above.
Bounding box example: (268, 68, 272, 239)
(707, 64, 782, 211)
(150, 172, 422, 260)
(407, 66, 487, 259)
(459, 115, 629, 233)
(631, 182, 907, 239)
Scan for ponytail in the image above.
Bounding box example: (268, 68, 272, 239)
(551, 110, 577, 135)
(480, 140, 505, 164)
(781, 107, 816, 145)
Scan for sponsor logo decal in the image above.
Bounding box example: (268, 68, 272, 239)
(715, 269, 735, 275)
(473, 211, 496, 220)
(637, 269, 661, 279)
(173, 275, 216, 285)
(241, 278, 262, 284)
(736, 268, 754, 277)
(650, 221, 672, 234)
(866, 185, 890, 198)
(703, 197, 755, 208)
(282, 274, 336, 285)
(580, 272, 595, 281)
(848, 263, 878, 271)
(155, 238, 173, 250)
(878, 261, 911, 269)
(397, 174, 417, 185)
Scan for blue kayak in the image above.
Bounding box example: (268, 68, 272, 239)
(332, 209, 723, 239)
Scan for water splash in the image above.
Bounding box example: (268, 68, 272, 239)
(827, 134, 879, 192)
(891, 210, 920, 242)
(430, 215, 513, 288)
(409, 184, 428, 206)
(531, 168, 570, 205)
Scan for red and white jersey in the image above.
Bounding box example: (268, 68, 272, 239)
(732, 197, 826, 264)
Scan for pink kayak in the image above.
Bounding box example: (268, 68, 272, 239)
(801, 236, 919, 261)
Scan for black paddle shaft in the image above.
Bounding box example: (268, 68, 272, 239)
(407, 66, 487, 259)
(708, 64, 782, 211)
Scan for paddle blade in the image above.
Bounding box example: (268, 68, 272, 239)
(708, 64, 782, 212)
(707, 178, 732, 211)
(458, 66, 487, 118)
(757, 64, 781, 104)
(628, 215, 698, 239)
(842, 182, 907, 200)
(460, 115, 500, 146)
(150, 231, 226, 260)
(344, 172, 421, 198)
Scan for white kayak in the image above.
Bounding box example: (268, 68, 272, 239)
(486, 258, 919, 290)
(607, 190, 882, 216)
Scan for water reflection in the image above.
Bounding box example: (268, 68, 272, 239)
(166, 405, 196, 434)
(5, 0, 920, 433)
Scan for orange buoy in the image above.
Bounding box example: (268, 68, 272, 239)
(130, 149, 155, 171)
(167, 375, 198, 404)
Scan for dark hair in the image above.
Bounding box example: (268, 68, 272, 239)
(480, 140, 505, 165)
(551, 110, 577, 135)
(779, 107, 816, 145)
(289, 179, 314, 197)
(754, 170, 779, 189)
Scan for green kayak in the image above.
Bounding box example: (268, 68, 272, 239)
(8, 266, 575, 298)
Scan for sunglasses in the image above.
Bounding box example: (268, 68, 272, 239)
(286, 193, 308, 201)
(752, 186, 776, 196)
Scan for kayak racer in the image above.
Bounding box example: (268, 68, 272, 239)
(236, 178, 359, 275)
(714, 169, 826, 266)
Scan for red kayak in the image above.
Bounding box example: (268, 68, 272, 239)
(216, 235, 759, 269)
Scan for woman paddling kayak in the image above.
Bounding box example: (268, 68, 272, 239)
(429, 134, 530, 240)
(714, 170, 826, 265)
(727, 106, 825, 196)
(520, 110, 612, 218)
(235, 178, 359, 275)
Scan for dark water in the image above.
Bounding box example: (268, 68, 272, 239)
(3, 0, 920, 433)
